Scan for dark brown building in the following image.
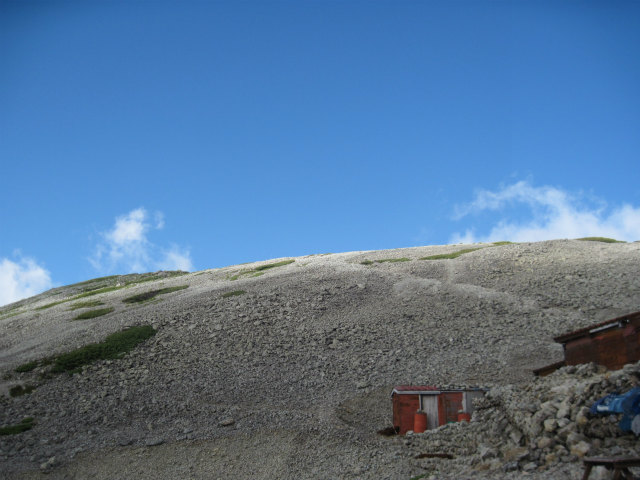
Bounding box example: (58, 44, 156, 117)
(534, 311, 640, 376)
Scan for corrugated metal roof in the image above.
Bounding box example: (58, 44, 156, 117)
(391, 385, 485, 395)
(553, 311, 640, 344)
(392, 385, 440, 395)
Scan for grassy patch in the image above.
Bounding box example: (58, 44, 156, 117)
(32, 272, 190, 312)
(68, 300, 104, 311)
(74, 285, 124, 299)
(361, 258, 411, 265)
(0, 417, 35, 436)
(15, 361, 39, 373)
(229, 271, 264, 281)
(126, 271, 189, 285)
(229, 260, 295, 280)
(420, 248, 483, 260)
(122, 285, 189, 304)
(254, 259, 295, 271)
(9, 385, 35, 397)
(51, 325, 156, 373)
(221, 290, 246, 298)
(577, 237, 625, 243)
(71, 271, 188, 292)
(492, 241, 514, 246)
(73, 307, 115, 320)
(0, 310, 21, 320)
(71, 275, 120, 288)
(35, 299, 70, 310)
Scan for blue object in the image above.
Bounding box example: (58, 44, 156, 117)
(590, 387, 640, 433)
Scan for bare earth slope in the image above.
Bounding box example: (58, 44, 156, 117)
(1, 240, 639, 479)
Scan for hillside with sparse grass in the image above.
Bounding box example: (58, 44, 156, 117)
(1, 239, 639, 479)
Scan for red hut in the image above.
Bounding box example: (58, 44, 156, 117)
(534, 311, 640, 376)
(391, 386, 485, 434)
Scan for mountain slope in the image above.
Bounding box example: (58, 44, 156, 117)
(1, 240, 639, 479)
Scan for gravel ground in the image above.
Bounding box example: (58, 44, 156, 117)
(0, 239, 639, 479)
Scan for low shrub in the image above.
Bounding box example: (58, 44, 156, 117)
(35, 300, 70, 310)
(68, 300, 104, 311)
(229, 260, 295, 280)
(51, 325, 156, 373)
(222, 290, 246, 298)
(577, 237, 625, 243)
(74, 286, 123, 299)
(15, 361, 38, 373)
(254, 259, 295, 271)
(361, 258, 411, 265)
(0, 417, 35, 436)
(73, 307, 115, 321)
(9, 385, 35, 397)
(122, 285, 189, 304)
(420, 248, 483, 260)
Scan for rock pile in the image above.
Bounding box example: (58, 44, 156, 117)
(403, 362, 640, 479)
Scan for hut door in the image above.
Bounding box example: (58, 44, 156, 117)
(393, 394, 420, 435)
(438, 393, 463, 426)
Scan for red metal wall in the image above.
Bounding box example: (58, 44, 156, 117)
(565, 336, 596, 365)
(393, 394, 419, 435)
(393, 392, 470, 433)
(565, 319, 640, 370)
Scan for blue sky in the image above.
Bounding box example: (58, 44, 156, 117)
(1, 0, 639, 305)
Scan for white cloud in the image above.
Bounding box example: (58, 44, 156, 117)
(108, 208, 148, 246)
(451, 181, 640, 243)
(91, 208, 192, 274)
(157, 246, 193, 271)
(0, 255, 53, 306)
(154, 211, 165, 229)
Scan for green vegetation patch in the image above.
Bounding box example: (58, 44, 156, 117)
(35, 299, 71, 310)
(73, 307, 115, 320)
(68, 300, 104, 311)
(577, 237, 625, 243)
(229, 271, 264, 281)
(0, 417, 35, 436)
(492, 241, 514, 246)
(361, 258, 411, 265)
(9, 385, 35, 397)
(229, 259, 295, 280)
(71, 271, 188, 293)
(51, 325, 156, 373)
(254, 259, 295, 271)
(122, 285, 189, 304)
(129, 271, 189, 284)
(0, 310, 21, 320)
(420, 248, 483, 260)
(15, 361, 39, 373)
(31, 272, 190, 313)
(74, 285, 124, 299)
(222, 290, 246, 298)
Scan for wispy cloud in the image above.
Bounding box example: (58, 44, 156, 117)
(0, 254, 53, 306)
(91, 208, 193, 274)
(451, 181, 640, 243)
